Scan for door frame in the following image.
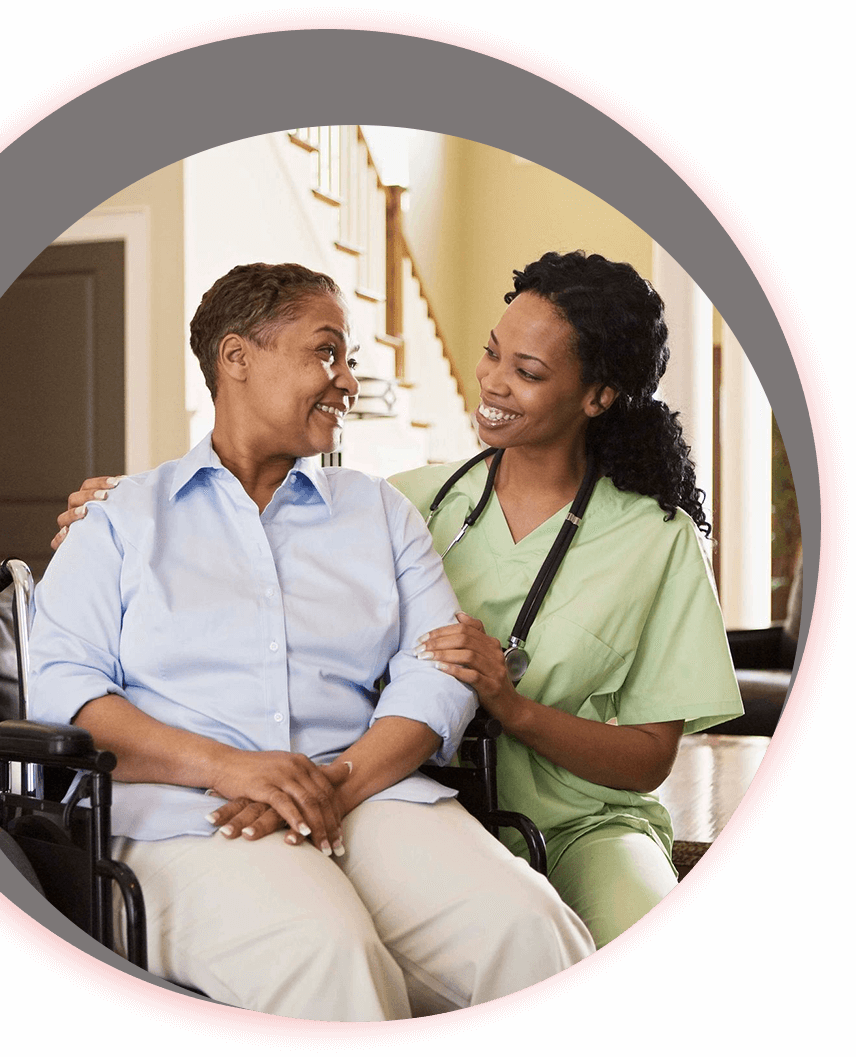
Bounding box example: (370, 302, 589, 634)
(53, 208, 151, 474)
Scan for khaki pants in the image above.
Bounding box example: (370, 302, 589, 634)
(114, 799, 594, 1021)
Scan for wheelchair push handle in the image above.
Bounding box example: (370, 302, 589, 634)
(1, 558, 35, 722)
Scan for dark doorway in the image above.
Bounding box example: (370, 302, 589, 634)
(0, 240, 125, 581)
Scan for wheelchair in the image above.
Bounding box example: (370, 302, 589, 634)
(1, 555, 547, 984)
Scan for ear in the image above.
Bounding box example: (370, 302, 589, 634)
(585, 384, 618, 418)
(218, 333, 251, 385)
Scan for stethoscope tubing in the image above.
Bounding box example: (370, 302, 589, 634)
(428, 447, 598, 683)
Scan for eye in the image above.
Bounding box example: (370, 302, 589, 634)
(518, 368, 541, 382)
(483, 346, 499, 360)
(317, 345, 336, 362)
(347, 358, 359, 371)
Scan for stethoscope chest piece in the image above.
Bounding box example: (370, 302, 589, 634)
(503, 644, 530, 685)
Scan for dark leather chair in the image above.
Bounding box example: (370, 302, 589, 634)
(708, 551, 802, 738)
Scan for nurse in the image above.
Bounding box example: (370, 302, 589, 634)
(53, 250, 743, 950)
(389, 250, 743, 949)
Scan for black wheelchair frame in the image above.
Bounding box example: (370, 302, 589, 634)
(1, 555, 548, 974)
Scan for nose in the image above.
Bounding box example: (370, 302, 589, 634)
(334, 360, 360, 404)
(477, 354, 509, 396)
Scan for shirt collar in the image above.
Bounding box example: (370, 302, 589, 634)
(169, 432, 333, 513)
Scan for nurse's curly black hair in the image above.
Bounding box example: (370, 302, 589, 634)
(506, 250, 711, 535)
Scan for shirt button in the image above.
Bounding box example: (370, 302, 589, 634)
(269, 641, 279, 652)
(273, 712, 284, 723)
(264, 587, 275, 599)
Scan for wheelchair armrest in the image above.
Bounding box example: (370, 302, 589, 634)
(485, 810, 548, 876)
(96, 858, 148, 971)
(0, 720, 116, 772)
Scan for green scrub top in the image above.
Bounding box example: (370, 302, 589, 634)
(389, 458, 743, 870)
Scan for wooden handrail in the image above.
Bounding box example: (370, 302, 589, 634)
(288, 126, 467, 405)
(383, 182, 467, 402)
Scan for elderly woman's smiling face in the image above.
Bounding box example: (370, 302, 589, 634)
(236, 292, 361, 459)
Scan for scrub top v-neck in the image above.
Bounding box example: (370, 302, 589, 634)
(389, 457, 743, 870)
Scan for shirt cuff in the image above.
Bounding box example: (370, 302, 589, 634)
(371, 652, 477, 766)
(28, 666, 124, 727)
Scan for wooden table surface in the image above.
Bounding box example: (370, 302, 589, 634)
(656, 733, 771, 843)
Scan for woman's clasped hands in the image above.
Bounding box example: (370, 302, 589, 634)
(204, 748, 353, 856)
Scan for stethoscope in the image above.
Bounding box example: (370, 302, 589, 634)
(426, 447, 599, 684)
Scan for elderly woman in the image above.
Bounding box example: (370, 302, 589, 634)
(30, 262, 593, 1021)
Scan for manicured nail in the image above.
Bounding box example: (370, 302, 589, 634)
(204, 812, 218, 824)
(418, 650, 434, 660)
(333, 839, 345, 857)
(74, 506, 86, 517)
(105, 476, 122, 486)
(242, 827, 255, 838)
(59, 526, 68, 538)
(416, 633, 429, 645)
(285, 833, 299, 845)
(298, 823, 311, 837)
(93, 489, 109, 500)
(343, 760, 353, 775)
(321, 840, 333, 856)
(435, 662, 449, 672)
(219, 824, 234, 837)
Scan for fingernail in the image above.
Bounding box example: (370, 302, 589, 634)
(94, 489, 109, 500)
(242, 827, 255, 838)
(219, 825, 234, 837)
(419, 650, 434, 660)
(321, 841, 333, 856)
(74, 506, 86, 517)
(298, 823, 311, 837)
(59, 526, 68, 538)
(333, 839, 345, 857)
(344, 760, 353, 775)
(204, 812, 218, 824)
(105, 477, 122, 486)
(435, 662, 449, 672)
(416, 633, 429, 645)
(285, 833, 299, 845)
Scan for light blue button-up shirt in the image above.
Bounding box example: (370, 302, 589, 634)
(29, 435, 476, 840)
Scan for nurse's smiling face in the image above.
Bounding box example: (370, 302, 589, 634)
(474, 291, 613, 455)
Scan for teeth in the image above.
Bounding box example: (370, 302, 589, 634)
(316, 404, 345, 418)
(478, 403, 520, 423)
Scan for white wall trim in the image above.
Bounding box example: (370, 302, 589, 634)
(53, 207, 151, 474)
(719, 321, 772, 629)
(652, 242, 714, 526)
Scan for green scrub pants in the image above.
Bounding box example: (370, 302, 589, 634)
(549, 824, 678, 950)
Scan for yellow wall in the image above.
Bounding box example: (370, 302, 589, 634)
(405, 134, 654, 410)
(98, 163, 187, 464)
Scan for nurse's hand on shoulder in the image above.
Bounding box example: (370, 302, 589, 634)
(51, 474, 123, 550)
(416, 613, 525, 728)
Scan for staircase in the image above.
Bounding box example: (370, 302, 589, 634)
(282, 127, 480, 478)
